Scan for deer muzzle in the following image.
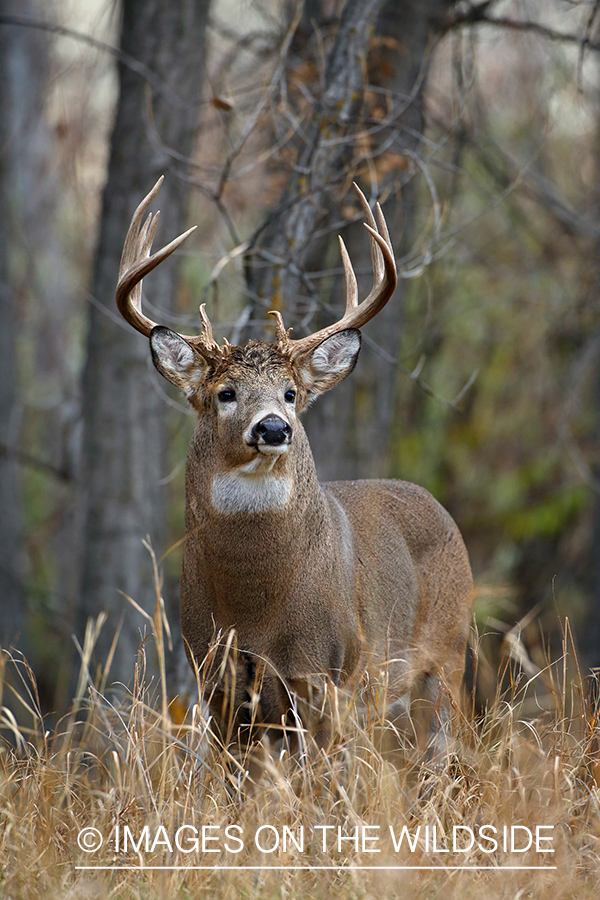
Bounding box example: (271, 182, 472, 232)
(250, 415, 292, 449)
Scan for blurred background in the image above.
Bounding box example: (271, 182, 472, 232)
(1, 0, 599, 713)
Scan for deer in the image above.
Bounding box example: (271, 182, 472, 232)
(116, 176, 474, 776)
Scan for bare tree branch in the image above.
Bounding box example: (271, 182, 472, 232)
(0, 441, 72, 483)
(0, 14, 194, 107)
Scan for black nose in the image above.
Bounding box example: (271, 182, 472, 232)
(252, 415, 292, 446)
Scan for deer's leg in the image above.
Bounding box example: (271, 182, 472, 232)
(379, 648, 465, 760)
(409, 656, 466, 760)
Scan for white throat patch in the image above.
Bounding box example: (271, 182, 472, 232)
(211, 471, 293, 514)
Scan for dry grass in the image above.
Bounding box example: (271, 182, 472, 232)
(1, 610, 600, 900)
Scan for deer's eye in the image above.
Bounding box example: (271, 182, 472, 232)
(284, 389, 296, 403)
(217, 389, 236, 403)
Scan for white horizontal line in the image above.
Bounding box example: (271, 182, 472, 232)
(75, 865, 557, 871)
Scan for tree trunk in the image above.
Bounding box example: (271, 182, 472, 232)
(247, 0, 386, 324)
(308, 0, 450, 480)
(0, 202, 22, 648)
(77, 0, 210, 688)
(0, 0, 52, 649)
(247, 0, 452, 480)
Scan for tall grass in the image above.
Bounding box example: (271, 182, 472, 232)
(1, 604, 599, 899)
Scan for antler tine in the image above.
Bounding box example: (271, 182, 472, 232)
(272, 183, 397, 359)
(339, 236, 358, 313)
(268, 310, 294, 348)
(122, 208, 160, 320)
(118, 176, 162, 282)
(376, 201, 392, 247)
(353, 183, 383, 284)
(198, 304, 214, 345)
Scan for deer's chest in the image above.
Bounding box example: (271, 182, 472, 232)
(210, 473, 293, 514)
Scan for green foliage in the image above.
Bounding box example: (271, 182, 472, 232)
(390, 98, 596, 623)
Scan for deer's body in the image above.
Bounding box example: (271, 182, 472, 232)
(180, 383, 471, 743)
(116, 179, 474, 761)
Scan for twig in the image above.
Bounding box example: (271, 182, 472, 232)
(0, 441, 71, 483)
(0, 15, 191, 107)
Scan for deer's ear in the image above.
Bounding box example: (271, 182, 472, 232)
(296, 329, 361, 400)
(150, 326, 209, 398)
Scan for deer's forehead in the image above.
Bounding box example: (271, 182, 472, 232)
(210, 343, 296, 385)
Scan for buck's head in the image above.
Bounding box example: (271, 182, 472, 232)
(115, 177, 396, 480)
(149, 328, 364, 476)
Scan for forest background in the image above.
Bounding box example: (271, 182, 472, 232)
(1, 0, 599, 714)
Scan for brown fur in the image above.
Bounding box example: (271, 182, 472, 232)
(150, 335, 474, 762)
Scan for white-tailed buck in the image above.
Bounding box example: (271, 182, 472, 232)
(116, 177, 473, 767)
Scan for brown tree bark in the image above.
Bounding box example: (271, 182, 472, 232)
(77, 0, 210, 688)
(247, 0, 386, 323)
(247, 0, 453, 480)
(308, 0, 453, 480)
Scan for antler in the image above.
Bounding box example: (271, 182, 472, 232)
(116, 177, 225, 361)
(118, 179, 397, 364)
(269, 183, 398, 360)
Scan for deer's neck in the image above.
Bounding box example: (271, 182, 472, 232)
(209, 459, 295, 516)
(188, 421, 319, 509)
(184, 424, 335, 601)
